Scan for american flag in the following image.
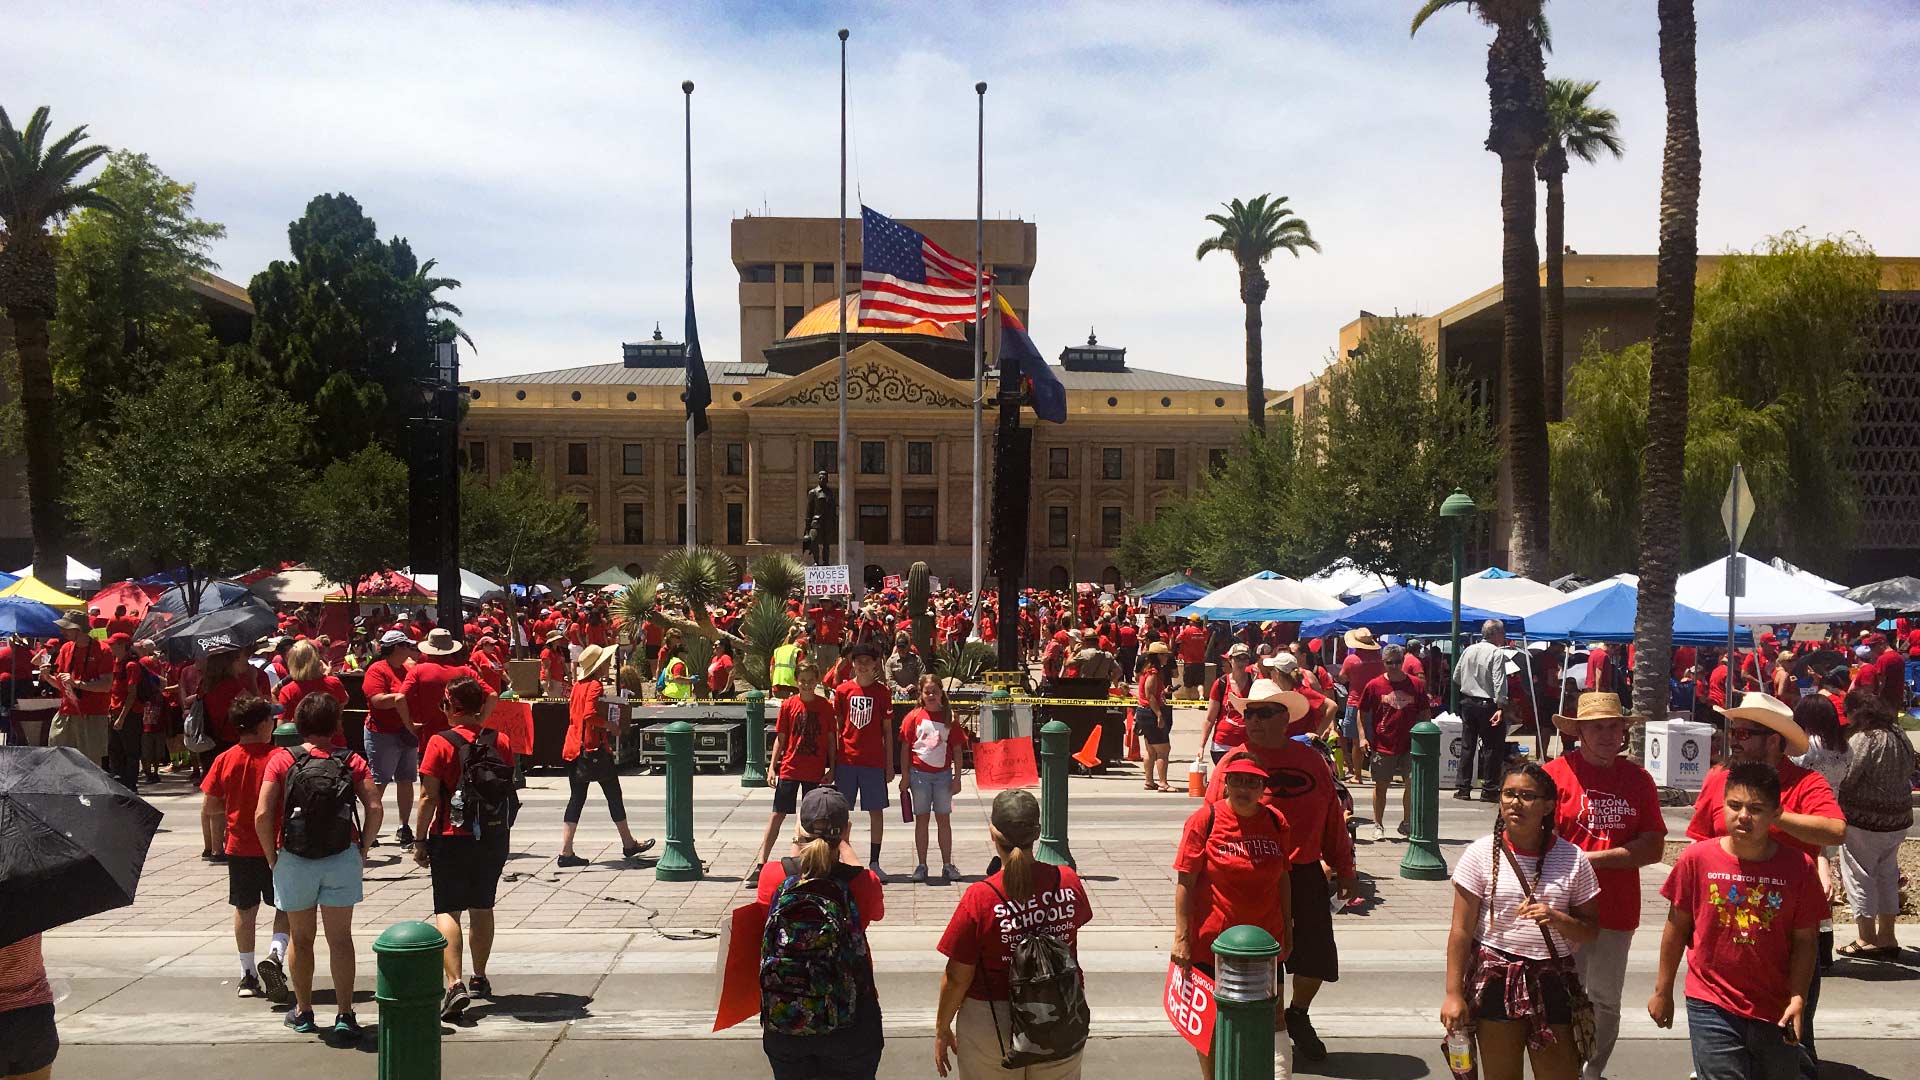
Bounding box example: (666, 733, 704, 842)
(857, 205, 990, 328)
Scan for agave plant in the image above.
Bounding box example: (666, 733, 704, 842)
(746, 552, 806, 603)
(933, 640, 997, 685)
(652, 546, 740, 643)
(737, 594, 796, 692)
(611, 574, 662, 642)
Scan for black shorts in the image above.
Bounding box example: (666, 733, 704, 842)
(1181, 662, 1206, 689)
(228, 854, 275, 909)
(430, 832, 510, 914)
(1283, 862, 1339, 983)
(1473, 966, 1573, 1025)
(0, 1002, 58, 1075)
(772, 778, 820, 815)
(1133, 705, 1172, 745)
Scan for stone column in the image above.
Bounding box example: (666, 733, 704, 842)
(888, 434, 904, 546)
(653, 437, 668, 551)
(935, 435, 951, 546)
(795, 435, 809, 544)
(746, 433, 761, 544)
(1133, 444, 1148, 524)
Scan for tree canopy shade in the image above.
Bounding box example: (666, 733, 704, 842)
(458, 463, 593, 590)
(0, 105, 119, 588)
(297, 445, 410, 602)
(1195, 194, 1319, 431)
(65, 365, 308, 607)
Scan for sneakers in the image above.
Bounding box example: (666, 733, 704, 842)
(870, 862, 888, 884)
(941, 863, 963, 883)
(1371, 823, 1385, 842)
(557, 853, 589, 868)
(284, 1007, 317, 1033)
(332, 1012, 363, 1041)
(910, 864, 929, 883)
(395, 824, 414, 851)
(441, 981, 471, 1021)
(1285, 1006, 1327, 1061)
(236, 972, 264, 998)
(469, 974, 493, 1000)
(1451, 789, 1474, 801)
(255, 954, 290, 1004)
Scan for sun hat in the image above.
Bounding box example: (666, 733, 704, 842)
(1217, 756, 1270, 781)
(1715, 691, 1809, 755)
(418, 628, 462, 657)
(1145, 641, 1171, 656)
(544, 628, 567, 644)
(1551, 691, 1646, 736)
(574, 643, 616, 682)
(798, 786, 851, 843)
(378, 629, 411, 649)
(54, 610, 89, 633)
(1344, 628, 1381, 651)
(1227, 678, 1310, 723)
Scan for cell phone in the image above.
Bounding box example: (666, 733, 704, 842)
(1779, 1021, 1798, 1045)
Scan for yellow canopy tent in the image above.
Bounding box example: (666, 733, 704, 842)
(0, 576, 89, 608)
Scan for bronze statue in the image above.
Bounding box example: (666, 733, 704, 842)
(803, 470, 838, 565)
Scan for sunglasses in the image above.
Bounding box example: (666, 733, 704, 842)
(1728, 725, 1771, 741)
(1243, 705, 1285, 719)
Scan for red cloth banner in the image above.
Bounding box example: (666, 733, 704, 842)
(971, 737, 1039, 790)
(713, 901, 769, 1031)
(1164, 961, 1216, 1054)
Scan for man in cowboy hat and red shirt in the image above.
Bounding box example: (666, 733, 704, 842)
(1546, 692, 1669, 1080)
(1204, 677, 1359, 1064)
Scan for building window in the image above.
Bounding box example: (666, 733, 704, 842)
(622, 503, 646, 545)
(575, 501, 591, 523)
(622, 443, 646, 475)
(1155, 447, 1176, 480)
(1048, 505, 1070, 548)
(783, 305, 805, 333)
(907, 440, 933, 475)
(1101, 447, 1123, 481)
(992, 266, 1031, 286)
(726, 442, 744, 476)
(812, 439, 837, 474)
(859, 440, 886, 475)
(1208, 448, 1228, 474)
(676, 503, 687, 546)
(740, 264, 774, 283)
(511, 441, 533, 466)
(467, 441, 487, 474)
(1100, 506, 1122, 547)
(1047, 446, 1070, 479)
(904, 501, 936, 545)
(676, 443, 687, 476)
(1047, 565, 1070, 589)
(813, 262, 835, 283)
(567, 442, 589, 475)
(858, 503, 889, 545)
(726, 502, 744, 546)
(782, 263, 803, 283)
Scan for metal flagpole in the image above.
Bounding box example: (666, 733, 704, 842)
(969, 81, 987, 639)
(684, 80, 697, 551)
(836, 28, 852, 567)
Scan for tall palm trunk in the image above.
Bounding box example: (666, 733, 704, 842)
(1538, 147, 1568, 423)
(5, 231, 67, 588)
(1240, 265, 1270, 431)
(1631, 0, 1701, 724)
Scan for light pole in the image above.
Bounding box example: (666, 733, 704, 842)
(1440, 489, 1476, 718)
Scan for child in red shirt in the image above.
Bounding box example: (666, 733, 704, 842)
(896, 674, 969, 884)
(833, 644, 894, 877)
(753, 661, 836, 872)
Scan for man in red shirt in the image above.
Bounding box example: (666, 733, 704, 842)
(1174, 616, 1210, 698)
(833, 643, 895, 880)
(397, 629, 492, 743)
(1354, 644, 1426, 843)
(39, 609, 114, 767)
(198, 696, 291, 1000)
(1866, 634, 1910, 711)
(1546, 692, 1668, 1080)
(362, 630, 421, 851)
(106, 604, 139, 639)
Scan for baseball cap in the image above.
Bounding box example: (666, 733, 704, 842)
(1758, 631, 1779, 647)
(798, 787, 851, 842)
(1228, 642, 1251, 657)
(1263, 652, 1301, 675)
(1218, 756, 1269, 781)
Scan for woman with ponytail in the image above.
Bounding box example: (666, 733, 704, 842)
(935, 789, 1094, 1078)
(1441, 761, 1600, 1080)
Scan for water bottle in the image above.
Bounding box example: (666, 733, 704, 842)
(1445, 1029, 1476, 1080)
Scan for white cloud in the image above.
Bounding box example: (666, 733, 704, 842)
(8, 0, 1916, 387)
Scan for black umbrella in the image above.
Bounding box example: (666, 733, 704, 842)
(1787, 648, 1849, 677)
(134, 579, 256, 640)
(1845, 576, 1920, 613)
(0, 745, 164, 948)
(151, 595, 279, 661)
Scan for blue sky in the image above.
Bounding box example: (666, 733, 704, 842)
(9, 1, 1918, 387)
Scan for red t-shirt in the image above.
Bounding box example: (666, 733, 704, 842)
(361, 657, 410, 735)
(1545, 753, 1667, 931)
(200, 742, 278, 856)
(1203, 742, 1356, 877)
(937, 864, 1093, 1000)
(54, 639, 114, 715)
(109, 657, 141, 716)
(1117, 624, 1138, 649)
(1686, 760, 1842, 857)
(754, 860, 884, 929)
(262, 744, 372, 846)
(202, 669, 270, 744)
(899, 707, 968, 773)
(1355, 674, 1427, 755)
(1339, 652, 1385, 696)
(833, 679, 892, 769)
(1872, 648, 1908, 709)
(1207, 676, 1246, 749)
(419, 723, 518, 836)
(540, 647, 568, 683)
(1286, 683, 1330, 738)
(564, 679, 608, 760)
(1172, 801, 1292, 968)
(1175, 625, 1209, 664)
(1660, 838, 1825, 1022)
(775, 693, 835, 782)
(399, 660, 479, 741)
(276, 676, 349, 746)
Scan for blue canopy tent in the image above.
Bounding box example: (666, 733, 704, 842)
(0, 571, 17, 591)
(1524, 581, 1752, 647)
(1299, 585, 1525, 639)
(1144, 581, 1209, 607)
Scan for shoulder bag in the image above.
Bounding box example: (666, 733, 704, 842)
(1498, 841, 1596, 1063)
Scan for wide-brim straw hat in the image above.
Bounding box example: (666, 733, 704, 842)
(575, 643, 616, 682)
(1144, 641, 1171, 656)
(1715, 692, 1809, 755)
(544, 629, 567, 644)
(1344, 628, 1380, 651)
(1551, 691, 1646, 736)
(418, 628, 462, 656)
(1227, 678, 1310, 723)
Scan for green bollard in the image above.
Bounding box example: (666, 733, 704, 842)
(989, 686, 1012, 741)
(1211, 925, 1282, 1080)
(741, 689, 768, 788)
(1399, 718, 1447, 880)
(273, 722, 301, 748)
(1035, 719, 1075, 868)
(374, 920, 447, 1079)
(655, 720, 702, 881)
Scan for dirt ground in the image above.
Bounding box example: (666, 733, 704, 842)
(1662, 837, 1918, 921)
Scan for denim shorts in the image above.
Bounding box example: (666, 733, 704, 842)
(1338, 704, 1362, 741)
(363, 728, 420, 785)
(834, 764, 890, 811)
(273, 846, 364, 911)
(907, 768, 953, 815)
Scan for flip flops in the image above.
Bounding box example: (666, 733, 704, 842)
(1836, 940, 1900, 960)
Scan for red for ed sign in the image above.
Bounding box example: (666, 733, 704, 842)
(1164, 961, 1216, 1054)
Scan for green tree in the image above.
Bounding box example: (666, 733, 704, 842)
(1412, 0, 1554, 577)
(1117, 423, 1306, 584)
(248, 193, 465, 466)
(460, 462, 594, 590)
(1195, 194, 1319, 431)
(1538, 77, 1624, 422)
(298, 445, 410, 602)
(408, 257, 475, 351)
(0, 105, 118, 587)
(66, 365, 308, 612)
(1294, 317, 1502, 583)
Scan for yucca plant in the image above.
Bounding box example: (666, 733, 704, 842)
(611, 574, 662, 643)
(652, 546, 741, 644)
(746, 552, 805, 604)
(682, 631, 715, 700)
(933, 640, 997, 686)
(737, 594, 796, 692)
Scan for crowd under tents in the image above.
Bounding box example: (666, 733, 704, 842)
(1676, 556, 1875, 625)
(1172, 571, 1343, 623)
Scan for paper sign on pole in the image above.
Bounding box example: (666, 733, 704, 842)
(972, 737, 1040, 789)
(1790, 623, 1829, 643)
(713, 901, 769, 1031)
(1164, 961, 1217, 1054)
(803, 565, 852, 597)
(930, 575, 943, 593)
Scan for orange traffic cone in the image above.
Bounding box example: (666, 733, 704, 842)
(1124, 713, 1144, 762)
(1072, 725, 1104, 773)
(1187, 757, 1206, 797)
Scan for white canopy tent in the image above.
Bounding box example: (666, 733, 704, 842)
(248, 567, 333, 603)
(1559, 573, 1639, 601)
(1302, 561, 1392, 601)
(1173, 571, 1345, 622)
(406, 568, 502, 602)
(1676, 556, 1875, 625)
(1423, 575, 1569, 617)
(1768, 557, 1849, 594)
(10, 557, 99, 589)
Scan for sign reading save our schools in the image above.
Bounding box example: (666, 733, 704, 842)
(1164, 961, 1216, 1054)
(803, 565, 852, 597)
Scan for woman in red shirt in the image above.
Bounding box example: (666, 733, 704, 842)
(540, 630, 570, 699)
(557, 645, 653, 868)
(201, 645, 270, 752)
(275, 640, 349, 747)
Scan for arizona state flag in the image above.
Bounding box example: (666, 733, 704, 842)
(995, 293, 1065, 424)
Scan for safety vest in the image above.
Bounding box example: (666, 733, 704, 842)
(662, 658, 691, 701)
(770, 643, 802, 689)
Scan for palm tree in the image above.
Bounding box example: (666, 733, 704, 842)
(1538, 78, 1624, 422)
(1629, 0, 1701, 723)
(408, 257, 475, 351)
(1195, 194, 1319, 431)
(0, 106, 117, 588)
(1412, 0, 1553, 577)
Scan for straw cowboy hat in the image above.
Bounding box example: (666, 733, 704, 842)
(1715, 691, 1809, 755)
(574, 643, 617, 682)
(1227, 678, 1311, 724)
(1344, 627, 1381, 651)
(418, 628, 462, 657)
(1551, 691, 1646, 736)
(544, 628, 567, 645)
(1144, 640, 1171, 656)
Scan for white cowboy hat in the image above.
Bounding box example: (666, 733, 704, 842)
(1344, 628, 1381, 651)
(1227, 678, 1310, 724)
(1714, 692, 1808, 756)
(574, 643, 616, 682)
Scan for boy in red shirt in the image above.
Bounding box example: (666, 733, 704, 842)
(198, 696, 291, 1001)
(833, 643, 895, 880)
(753, 661, 835, 871)
(1354, 644, 1426, 842)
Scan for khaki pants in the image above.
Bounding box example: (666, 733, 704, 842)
(954, 998, 1084, 1080)
(49, 712, 110, 763)
(1573, 926, 1633, 1080)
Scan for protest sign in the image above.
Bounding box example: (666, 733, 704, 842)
(972, 737, 1039, 789)
(713, 900, 770, 1031)
(1164, 960, 1216, 1054)
(804, 565, 852, 597)
(484, 699, 535, 756)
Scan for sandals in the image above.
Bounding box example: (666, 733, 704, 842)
(1144, 781, 1158, 790)
(1836, 940, 1899, 960)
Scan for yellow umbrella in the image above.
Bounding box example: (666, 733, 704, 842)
(0, 576, 88, 609)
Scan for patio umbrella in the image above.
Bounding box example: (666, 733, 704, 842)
(135, 579, 256, 640)
(151, 596, 279, 661)
(1845, 576, 1920, 612)
(0, 745, 164, 948)
(0, 597, 63, 639)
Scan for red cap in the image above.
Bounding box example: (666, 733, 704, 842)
(1217, 757, 1269, 781)
(1307, 638, 1323, 652)
(1758, 632, 1778, 647)
(108, 632, 133, 646)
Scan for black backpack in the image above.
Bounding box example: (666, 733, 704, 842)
(437, 727, 515, 837)
(280, 748, 359, 859)
(983, 870, 1091, 1068)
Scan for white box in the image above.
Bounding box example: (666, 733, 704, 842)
(1432, 714, 1465, 790)
(1646, 719, 1714, 790)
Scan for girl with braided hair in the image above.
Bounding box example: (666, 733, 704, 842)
(1441, 761, 1601, 1080)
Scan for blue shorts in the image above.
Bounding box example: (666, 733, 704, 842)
(834, 764, 890, 812)
(1338, 704, 1362, 741)
(273, 846, 364, 911)
(364, 728, 420, 785)
(908, 768, 953, 815)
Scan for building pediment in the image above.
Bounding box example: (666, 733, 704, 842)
(741, 342, 972, 411)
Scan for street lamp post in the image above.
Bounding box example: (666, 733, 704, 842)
(1440, 489, 1476, 717)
